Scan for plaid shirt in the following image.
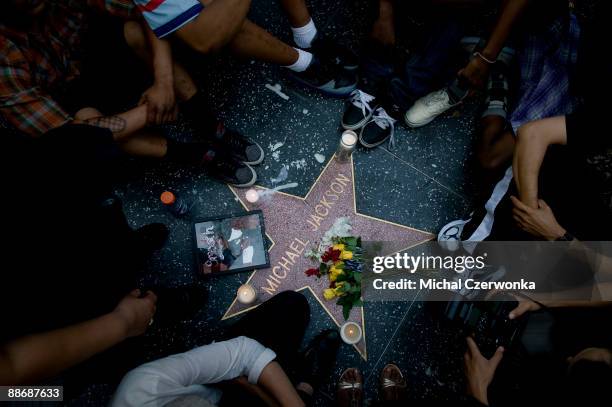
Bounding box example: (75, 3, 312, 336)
(0, 0, 136, 136)
(509, 12, 580, 133)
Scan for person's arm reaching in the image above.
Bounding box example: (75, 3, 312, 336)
(0, 289, 156, 385)
(459, 0, 531, 89)
(370, 0, 396, 46)
(111, 336, 304, 407)
(138, 23, 177, 125)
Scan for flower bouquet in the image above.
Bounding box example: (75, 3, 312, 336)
(305, 235, 364, 320)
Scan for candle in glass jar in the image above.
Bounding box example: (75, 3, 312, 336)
(236, 284, 257, 305)
(340, 322, 362, 344)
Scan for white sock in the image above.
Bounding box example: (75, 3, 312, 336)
(284, 48, 313, 72)
(291, 18, 317, 49)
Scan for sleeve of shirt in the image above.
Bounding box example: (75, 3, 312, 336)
(0, 42, 72, 136)
(110, 336, 276, 407)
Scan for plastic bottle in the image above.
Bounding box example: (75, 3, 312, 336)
(160, 191, 191, 217)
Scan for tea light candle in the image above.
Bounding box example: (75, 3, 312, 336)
(236, 284, 257, 305)
(245, 188, 260, 203)
(340, 322, 362, 344)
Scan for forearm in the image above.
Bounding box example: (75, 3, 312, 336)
(76, 105, 148, 141)
(481, 0, 530, 60)
(0, 312, 127, 385)
(144, 23, 174, 86)
(257, 361, 304, 407)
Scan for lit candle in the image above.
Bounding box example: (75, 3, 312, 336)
(237, 284, 257, 305)
(245, 188, 260, 203)
(340, 322, 362, 344)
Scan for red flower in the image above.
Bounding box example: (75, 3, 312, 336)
(305, 268, 320, 277)
(321, 248, 341, 263)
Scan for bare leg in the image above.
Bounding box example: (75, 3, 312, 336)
(280, 0, 312, 27)
(175, 0, 299, 65)
(174, 0, 252, 54)
(229, 20, 298, 65)
(117, 133, 168, 158)
(75, 107, 168, 158)
(477, 115, 515, 172)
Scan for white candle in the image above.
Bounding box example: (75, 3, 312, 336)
(237, 284, 257, 305)
(245, 189, 260, 203)
(340, 322, 362, 345)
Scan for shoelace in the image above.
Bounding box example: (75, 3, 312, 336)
(424, 89, 449, 108)
(371, 107, 397, 150)
(350, 90, 376, 118)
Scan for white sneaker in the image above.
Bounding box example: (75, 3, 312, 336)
(404, 89, 460, 128)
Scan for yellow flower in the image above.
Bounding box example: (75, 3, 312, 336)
(323, 288, 336, 300)
(333, 243, 345, 251)
(328, 266, 344, 282)
(334, 283, 345, 296)
(340, 250, 353, 260)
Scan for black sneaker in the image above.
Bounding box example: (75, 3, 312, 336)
(290, 57, 357, 98)
(133, 223, 169, 254)
(310, 35, 359, 71)
(214, 122, 264, 165)
(299, 329, 342, 389)
(342, 89, 379, 130)
(148, 286, 207, 325)
(202, 149, 257, 187)
(359, 107, 397, 149)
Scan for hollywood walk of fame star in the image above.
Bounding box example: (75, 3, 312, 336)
(222, 155, 433, 359)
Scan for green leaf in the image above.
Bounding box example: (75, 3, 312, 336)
(353, 273, 362, 283)
(342, 303, 351, 320)
(319, 263, 329, 274)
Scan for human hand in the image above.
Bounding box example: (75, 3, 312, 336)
(568, 347, 612, 368)
(464, 337, 504, 406)
(113, 289, 157, 338)
(485, 290, 542, 320)
(139, 82, 177, 125)
(458, 57, 490, 90)
(510, 197, 567, 240)
(508, 296, 541, 320)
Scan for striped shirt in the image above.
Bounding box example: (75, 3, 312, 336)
(133, 0, 203, 38)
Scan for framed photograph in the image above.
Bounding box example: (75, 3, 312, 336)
(193, 210, 270, 276)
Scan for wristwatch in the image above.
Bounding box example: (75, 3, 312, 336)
(555, 232, 574, 242)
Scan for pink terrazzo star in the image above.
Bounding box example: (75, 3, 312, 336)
(223, 156, 433, 359)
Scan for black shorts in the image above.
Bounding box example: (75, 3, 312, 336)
(54, 14, 151, 116)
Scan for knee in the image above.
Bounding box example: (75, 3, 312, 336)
(478, 150, 506, 172)
(516, 121, 540, 145)
(123, 21, 146, 51)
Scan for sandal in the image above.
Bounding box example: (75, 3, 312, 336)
(380, 364, 407, 402)
(337, 368, 363, 407)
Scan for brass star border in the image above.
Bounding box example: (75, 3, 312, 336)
(222, 155, 433, 359)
